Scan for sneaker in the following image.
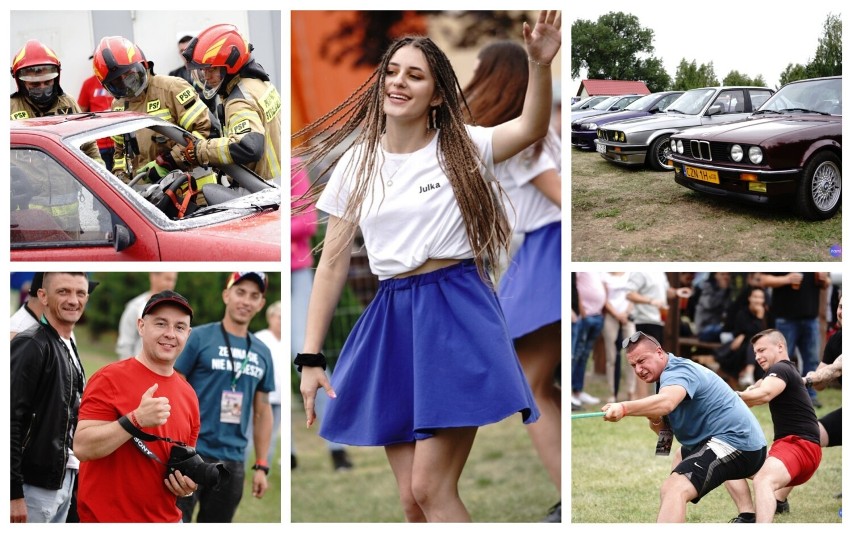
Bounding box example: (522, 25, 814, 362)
(541, 501, 561, 523)
(577, 391, 600, 404)
(571, 395, 583, 408)
(729, 513, 756, 523)
(776, 499, 790, 514)
(571, 401, 582, 411)
(331, 449, 354, 471)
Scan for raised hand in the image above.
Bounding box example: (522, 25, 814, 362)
(135, 383, 171, 427)
(523, 10, 562, 66)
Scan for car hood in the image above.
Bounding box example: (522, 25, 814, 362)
(574, 109, 654, 126)
(571, 109, 620, 122)
(672, 115, 840, 144)
(599, 112, 704, 133)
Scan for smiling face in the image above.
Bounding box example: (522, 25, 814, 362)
(382, 45, 442, 123)
(38, 273, 89, 332)
(223, 280, 265, 327)
(138, 304, 191, 366)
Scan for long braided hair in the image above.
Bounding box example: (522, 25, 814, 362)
(293, 36, 510, 282)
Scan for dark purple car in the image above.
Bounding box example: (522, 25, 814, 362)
(671, 76, 841, 220)
(570, 91, 683, 150)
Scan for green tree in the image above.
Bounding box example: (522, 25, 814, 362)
(635, 57, 672, 92)
(722, 70, 767, 87)
(779, 62, 811, 86)
(571, 12, 661, 82)
(808, 13, 842, 77)
(672, 59, 719, 90)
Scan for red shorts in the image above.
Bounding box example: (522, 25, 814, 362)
(768, 435, 822, 486)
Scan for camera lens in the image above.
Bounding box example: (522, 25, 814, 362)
(166, 445, 230, 488)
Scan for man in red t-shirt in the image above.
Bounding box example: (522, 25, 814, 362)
(77, 63, 115, 171)
(74, 291, 201, 522)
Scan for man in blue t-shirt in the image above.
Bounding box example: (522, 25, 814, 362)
(175, 272, 274, 523)
(602, 331, 767, 523)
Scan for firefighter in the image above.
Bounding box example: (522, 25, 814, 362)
(178, 24, 281, 182)
(11, 39, 104, 164)
(92, 36, 219, 185)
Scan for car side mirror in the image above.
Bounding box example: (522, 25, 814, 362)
(707, 104, 725, 116)
(112, 224, 133, 252)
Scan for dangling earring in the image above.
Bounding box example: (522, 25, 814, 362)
(429, 106, 437, 131)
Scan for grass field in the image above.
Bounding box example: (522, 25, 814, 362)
(290, 395, 559, 522)
(571, 370, 842, 523)
(74, 326, 282, 523)
(571, 149, 843, 262)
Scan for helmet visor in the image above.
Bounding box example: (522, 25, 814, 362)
(103, 63, 148, 99)
(191, 65, 225, 99)
(17, 64, 59, 82)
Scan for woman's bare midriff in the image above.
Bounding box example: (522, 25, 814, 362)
(394, 258, 461, 279)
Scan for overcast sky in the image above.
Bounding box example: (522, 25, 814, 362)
(569, 1, 844, 94)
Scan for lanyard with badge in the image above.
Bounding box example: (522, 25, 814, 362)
(220, 322, 250, 425)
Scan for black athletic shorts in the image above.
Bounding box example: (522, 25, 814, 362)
(673, 439, 767, 503)
(820, 407, 842, 447)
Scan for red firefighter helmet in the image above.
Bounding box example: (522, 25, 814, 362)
(92, 36, 150, 99)
(183, 24, 251, 99)
(11, 40, 62, 106)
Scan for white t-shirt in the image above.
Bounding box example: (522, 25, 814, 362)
(495, 128, 561, 234)
(317, 125, 494, 279)
(601, 272, 633, 314)
(10, 304, 38, 335)
(626, 272, 670, 326)
(254, 329, 283, 406)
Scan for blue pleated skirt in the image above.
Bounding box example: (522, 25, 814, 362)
(319, 260, 539, 446)
(498, 221, 562, 339)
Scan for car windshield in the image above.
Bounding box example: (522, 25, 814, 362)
(11, 114, 280, 236)
(590, 96, 619, 110)
(666, 89, 716, 115)
(624, 93, 658, 111)
(758, 77, 842, 115)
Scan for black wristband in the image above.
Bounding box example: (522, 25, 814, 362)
(252, 463, 270, 474)
(805, 376, 814, 388)
(294, 352, 327, 372)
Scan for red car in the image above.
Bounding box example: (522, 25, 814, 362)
(11, 112, 281, 261)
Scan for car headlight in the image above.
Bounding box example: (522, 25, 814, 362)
(670, 139, 677, 152)
(583, 123, 597, 130)
(731, 144, 743, 162)
(676, 139, 683, 154)
(748, 146, 763, 164)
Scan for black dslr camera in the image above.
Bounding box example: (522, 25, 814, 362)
(166, 445, 230, 488)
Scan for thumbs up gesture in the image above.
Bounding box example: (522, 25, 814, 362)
(134, 383, 171, 427)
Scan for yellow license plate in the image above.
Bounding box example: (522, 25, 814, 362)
(684, 165, 719, 184)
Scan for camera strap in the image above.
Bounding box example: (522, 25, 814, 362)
(118, 415, 188, 465)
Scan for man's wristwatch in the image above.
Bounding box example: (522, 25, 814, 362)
(252, 463, 270, 475)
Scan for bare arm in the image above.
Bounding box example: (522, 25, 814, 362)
(530, 168, 561, 207)
(299, 216, 355, 426)
(806, 355, 842, 391)
(738, 374, 786, 406)
(251, 391, 272, 498)
(492, 11, 561, 164)
(602, 384, 687, 422)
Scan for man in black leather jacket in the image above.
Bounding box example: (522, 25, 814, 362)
(10, 272, 90, 523)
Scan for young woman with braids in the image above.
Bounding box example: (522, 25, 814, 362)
(462, 39, 562, 522)
(293, 11, 561, 522)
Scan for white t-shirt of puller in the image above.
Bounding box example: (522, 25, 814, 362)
(318, 125, 494, 280)
(495, 127, 562, 235)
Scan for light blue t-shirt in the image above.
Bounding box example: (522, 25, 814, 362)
(661, 355, 765, 451)
(175, 322, 275, 461)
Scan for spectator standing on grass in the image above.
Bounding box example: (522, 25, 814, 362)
(175, 272, 274, 523)
(602, 272, 637, 403)
(73, 291, 200, 522)
(116, 273, 179, 360)
(10, 273, 91, 523)
(738, 329, 821, 523)
(572, 272, 606, 408)
(602, 331, 766, 523)
(759, 272, 830, 407)
(694, 272, 733, 342)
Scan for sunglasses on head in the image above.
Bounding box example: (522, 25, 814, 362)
(622, 331, 661, 349)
